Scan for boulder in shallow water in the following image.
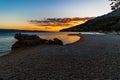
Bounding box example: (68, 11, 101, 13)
(12, 33, 63, 50)
(45, 39, 63, 45)
(15, 33, 40, 41)
(12, 40, 42, 50)
(53, 38, 63, 45)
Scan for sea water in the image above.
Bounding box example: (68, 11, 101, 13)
(0, 32, 80, 54)
(0, 33, 17, 54)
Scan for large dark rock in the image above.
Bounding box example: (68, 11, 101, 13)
(12, 33, 63, 50)
(12, 40, 42, 50)
(15, 33, 40, 40)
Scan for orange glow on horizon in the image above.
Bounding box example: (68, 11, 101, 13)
(0, 18, 90, 32)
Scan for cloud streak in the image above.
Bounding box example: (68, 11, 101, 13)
(29, 17, 94, 27)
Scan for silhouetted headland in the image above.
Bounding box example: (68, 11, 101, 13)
(61, 8, 120, 33)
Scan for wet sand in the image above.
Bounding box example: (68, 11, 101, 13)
(0, 34, 120, 79)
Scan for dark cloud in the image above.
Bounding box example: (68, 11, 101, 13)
(29, 17, 94, 27)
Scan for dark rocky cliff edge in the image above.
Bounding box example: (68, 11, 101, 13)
(12, 33, 63, 50)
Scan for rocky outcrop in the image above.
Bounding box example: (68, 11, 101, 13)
(12, 33, 63, 50)
(45, 38, 63, 45)
(15, 33, 41, 40)
(53, 38, 63, 45)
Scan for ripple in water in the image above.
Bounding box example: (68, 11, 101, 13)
(0, 36, 17, 54)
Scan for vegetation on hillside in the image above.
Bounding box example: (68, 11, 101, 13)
(109, 0, 120, 10)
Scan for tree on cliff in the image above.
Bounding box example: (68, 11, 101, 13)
(109, 0, 120, 10)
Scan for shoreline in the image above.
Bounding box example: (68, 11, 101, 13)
(0, 32, 81, 57)
(0, 34, 120, 79)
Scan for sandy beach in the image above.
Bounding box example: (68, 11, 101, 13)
(0, 34, 120, 79)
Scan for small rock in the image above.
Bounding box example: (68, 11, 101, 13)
(53, 38, 63, 45)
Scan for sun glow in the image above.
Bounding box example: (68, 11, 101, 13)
(0, 18, 91, 32)
(29, 19, 88, 31)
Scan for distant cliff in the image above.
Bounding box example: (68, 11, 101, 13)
(61, 8, 120, 32)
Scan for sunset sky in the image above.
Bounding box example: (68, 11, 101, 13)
(0, 0, 112, 31)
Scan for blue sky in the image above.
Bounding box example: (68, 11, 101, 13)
(0, 0, 112, 30)
(0, 0, 111, 18)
